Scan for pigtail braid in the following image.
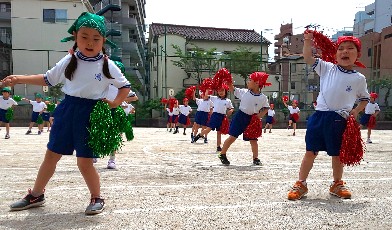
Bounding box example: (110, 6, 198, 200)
(102, 47, 114, 79)
(64, 43, 78, 81)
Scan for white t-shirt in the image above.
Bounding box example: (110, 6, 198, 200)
(234, 88, 269, 115)
(312, 58, 369, 112)
(179, 105, 192, 116)
(364, 102, 380, 115)
(210, 96, 234, 115)
(195, 98, 213, 112)
(0, 96, 17, 110)
(288, 106, 300, 114)
(29, 100, 46, 112)
(121, 101, 134, 115)
(171, 107, 180, 116)
(106, 85, 135, 101)
(267, 109, 275, 117)
(44, 52, 130, 100)
(166, 107, 174, 116)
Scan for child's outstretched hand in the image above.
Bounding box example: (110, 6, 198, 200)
(1, 75, 18, 87)
(303, 30, 313, 40)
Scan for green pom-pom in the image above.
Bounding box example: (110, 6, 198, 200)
(88, 101, 123, 158)
(13, 95, 22, 102)
(5, 108, 13, 122)
(112, 107, 134, 141)
(47, 103, 56, 112)
(124, 114, 134, 141)
(36, 114, 43, 124)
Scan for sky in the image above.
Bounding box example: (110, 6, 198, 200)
(145, 0, 375, 59)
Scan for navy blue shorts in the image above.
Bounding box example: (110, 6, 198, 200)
(31, 111, 39, 122)
(167, 115, 172, 123)
(229, 110, 254, 140)
(265, 115, 273, 124)
(360, 114, 371, 126)
(178, 113, 188, 125)
(305, 111, 347, 156)
(195, 111, 209, 126)
(171, 114, 178, 123)
(208, 112, 225, 131)
(0, 108, 9, 123)
(47, 95, 99, 158)
(42, 112, 50, 121)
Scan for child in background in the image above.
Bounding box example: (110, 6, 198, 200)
(283, 99, 300, 136)
(263, 103, 275, 133)
(171, 101, 180, 134)
(164, 102, 174, 132)
(23, 94, 46, 135)
(0, 87, 18, 139)
(360, 92, 380, 143)
(49, 99, 61, 125)
(218, 72, 270, 166)
(41, 98, 52, 132)
(287, 32, 369, 201)
(178, 98, 192, 135)
(3, 12, 130, 214)
(193, 84, 234, 153)
(191, 90, 213, 143)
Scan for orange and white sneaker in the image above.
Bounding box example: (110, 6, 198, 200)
(288, 181, 308, 200)
(329, 180, 352, 199)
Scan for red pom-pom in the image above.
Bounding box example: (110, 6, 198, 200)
(220, 115, 229, 135)
(290, 113, 300, 122)
(161, 98, 168, 104)
(282, 95, 289, 102)
(174, 116, 179, 123)
(213, 68, 233, 90)
(185, 86, 196, 99)
(368, 115, 376, 129)
(339, 115, 366, 166)
(199, 78, 214, 93)
(243, 114, 262, 139)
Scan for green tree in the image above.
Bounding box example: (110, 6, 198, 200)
(171, 43, 219, 84)
(220, 46, 261, 86)
(369, 77, 392, 106)
(47, 83, 64, 101)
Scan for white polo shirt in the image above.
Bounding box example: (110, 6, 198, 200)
(267, 109, 275, 117)
(312, 58, 369, 112)
(195, 98, 213, 112)
(0, 96, 17, 110)
(364, 102, 380, 115)
(210, 96, 234, 115)
(44, 51, 130, 100)
(288, 106, 300, 114)
(179, 105, 192, 116)
(121, 102, 134, 115)
(234, 88, 269, 115)
(29, 100, 46, 112)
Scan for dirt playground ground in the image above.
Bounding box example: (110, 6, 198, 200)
(0, 127, 391, 229)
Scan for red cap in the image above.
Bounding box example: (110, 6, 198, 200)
(336, 36, 361, 51)
(370, 92, 378, 99)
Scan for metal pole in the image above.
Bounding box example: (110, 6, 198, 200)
(260, 31, 263, 71)
(164, 25, 168, 98)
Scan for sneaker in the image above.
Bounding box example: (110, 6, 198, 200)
(269, 130, 272, 133)
(169, 128, 172, 132)
(216, 146, 222, 152)
(288, 181, 308, 200)
(263, 129, 266, 133)
(218, 154, 230, 165)
(85, 197, 105, 215)
(204, 138, 208, 144)
(93, 158, 97, 163)
(329, 180, 352, 199)
(107, 160, 116, 169)
(253, 158, 261, 165)
(38, 131, 41, 135)
(5, 134, 10, 139)
(10, 189, 45, 211)
(193, 134, 201, 143)
(25, 130, 32, 135)
(183, 132, 186, 135)
(293, 132, 296, 136)
(366, 138, 372, 143)
(173, 130, 178, 134)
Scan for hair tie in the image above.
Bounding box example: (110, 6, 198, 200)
(68, 49, 75, 55)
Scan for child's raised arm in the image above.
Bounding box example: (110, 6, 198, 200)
(303, 32, 316, 65)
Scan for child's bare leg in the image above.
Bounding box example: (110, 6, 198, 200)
(250, 140, 258, 159)
(31, 150, 62, 196)
(28, 122, 34, 130)
(367, 128, 372, 139)
(217, 131, 222, 147)
(77, 157, 100, 198)
(298, 151, 317, 181)
(221, 136, 237, 155)
(5, 123, 10, 134)
(331, 156, 344, 182)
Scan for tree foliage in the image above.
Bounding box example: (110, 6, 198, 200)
(171, 43, 219, 84)
(220, 46, 261, 86)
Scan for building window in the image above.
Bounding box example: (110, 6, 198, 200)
(43, 9, 67, 23)
(129, 5, 135, 11)
(291, 82, 295, 89)
(290, 63, 296, 73)
(368, 48, 372, 57)
(0, 3, 10, 12)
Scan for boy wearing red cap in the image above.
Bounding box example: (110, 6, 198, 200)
(288, 33, 369, 200)
(263, 103, 275, 133)
(178, 98, 192, 135)
(283, 99, 300, 136)
(360, 92, 380, 143)
(218, 72, 270, 166)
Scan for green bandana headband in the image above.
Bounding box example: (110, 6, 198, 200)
(61, 12, 117, 48)
(114, 61, 125, 74)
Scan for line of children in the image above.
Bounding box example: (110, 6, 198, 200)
(41, 98, 52, 132)
(360, 92, 380, 143)
(191, 90, 213, 143)
(287, 32, 369, 200)
(0, 87, 18, 139)
(218, 72, 270, 166)
(193, 84, 234, 153)
(283, 99, 300, 136)
(178, 98, 192, 135)
(263, 103, 275, 133)
(23, 94, 46, 135)
(4, 12, 130, 215)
